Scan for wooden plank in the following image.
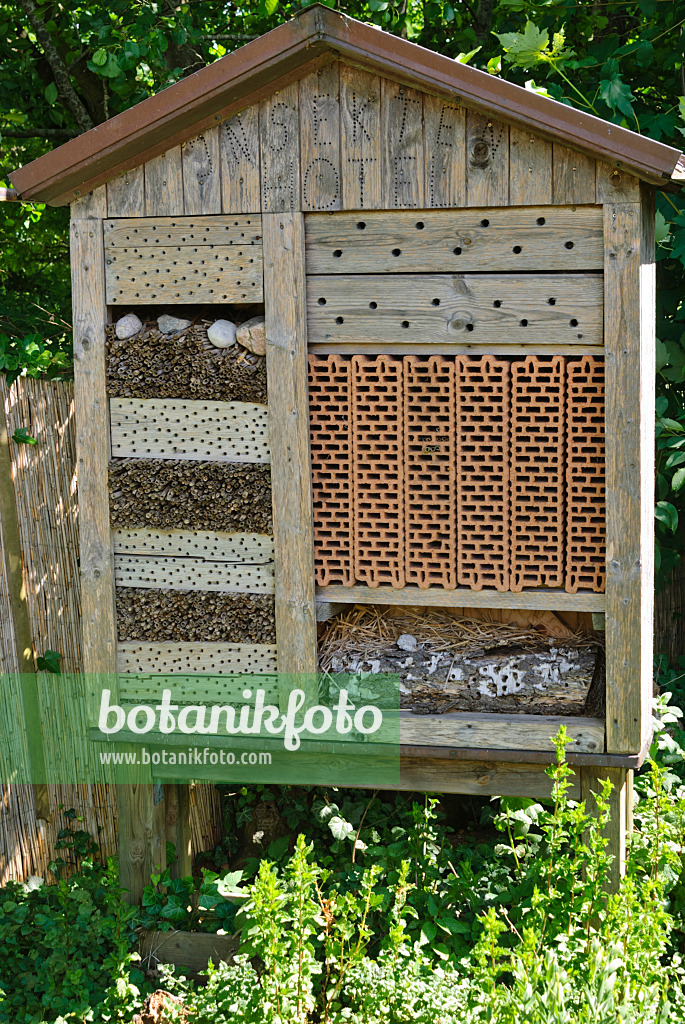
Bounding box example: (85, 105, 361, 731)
(114, 529, 274, 561)
(306, 273, 603, 346)
(299, 63, 341, 212)
(107, 166, 146, 217)
(423, 93, 465, 208)
(105, 244, 263, 305)
(339, 64, 382, 210)
(144, 148, 184, 216)
(304, 206, 604, 273)
(260, 83, 300, 213)
(317, 583, 607, 612)
(508, 127, 552, 205)
(399, 757, 580, 799)
(553, 144, 596, 204)
(310, 342, 604, 357)
(117, 642, 278, 675)
(140, 929, 239, 974)
(604, 201, 652, 754)
(183, 127, 221, 215)
(640, 185, 656, 752)
(401, 711, 604, 755)
(581, 766, 632, 891)
(115, 554, 274, 594)
(119, 671, 280, 707)
(104, 215, 262, 247)
(71, 185, 107, 218)
(165, 784, 192, 879)
(220, 106, 261, 214)
(465, 111, 509, 207)
(109, 398, 270, 463)
(381, 78, 424, 209)
(596, 162, 641, 204)
(263, 213, 318, 690)
(117, 775, 166, 905)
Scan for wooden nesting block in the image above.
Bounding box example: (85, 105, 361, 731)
(456, 356, 511, 592)
(117, 642, 278, 676)
(510, 356, 565, 591)
(308, 354, 354, 587)
(352, 355, 405, 588)
(404, 355, 457, 588)
(566, 356, 606, 593)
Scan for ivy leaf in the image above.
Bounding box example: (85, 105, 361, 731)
(655, 501, 679, 533)
(91, 47, 108, 67)
(11, 427, 37, 445)
(328, 815, 354, 842)
(36, 649, 61, 674)
(599, 73, 635, 119)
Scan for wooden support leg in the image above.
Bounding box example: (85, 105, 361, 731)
(117, 777, 166, 904)
(580, 765, 633, 892)
(165, 783, 193, 879)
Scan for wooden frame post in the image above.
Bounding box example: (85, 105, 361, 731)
(165, 783, 192, 879)
(581, 765, 633, 891)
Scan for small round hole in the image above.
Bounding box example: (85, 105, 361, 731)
(520, 319, 528, 326)
(565, 241, 574, 249)
(357, 221, 366, 230)
(466, 323, 474, 332)
(493, 300, 502, 308)
(548, 298, 556, 305)
(416, 221, 425, 230)
(392, 248, 402, 257)
(480, 218, 490, 227)
(453, 247, 462, 255)
(335, 316, 344, 325)
(318, 297, 327, 305)
(570, 318, 578, 327)
(513, 245, 522, 254)
(333, 249, 343, 257)
(369, 301, 378, 309)
(432, 298, 440, 306)
(537, 217, 546, 226)
(401, 320, 410, 329)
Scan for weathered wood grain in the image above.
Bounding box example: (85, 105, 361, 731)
(114, 554, 275, 594)
(107, 166, 146, 217)
(581, 766, 632, 891)
(381, 78, 424, 209)
(508, 127, 552, 205)
(104, 215, 262, 247)
(105, 245, 263, 304)
(183, 127, 221, 214)
(117, 642, 278, 675)
(596, 162, 641, 204)
(640, 185, 656, 753)
(114, 529, 274, 562)
(306, 272, 603, 345)
(604, 201, 653, 754)
(260, 83, 300, 213)
(109, 398, 270, 463)
(164, 784, 192, 879)
(140, 929, 239, 974)
(304, 206, 604, 273)
(72, 185, 107, 218)
(465, 111, 509, 207)
(116, 775, 166, 905)
(553, 144, 596, 204)
(118, 671, 281, 707)
(401, 711, 604, 754)
(316, 584, 606, 612)
(144, 148, 184, 216)
(220, 106, 261, 214)
(399, 757, 580, 799)
(263, 213, 318, 693)
(339, 64, 382, 210)
(423, 93, 465, 208)
(300, 63, 341, 211)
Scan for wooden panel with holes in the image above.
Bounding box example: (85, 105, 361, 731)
(109, 398, 270, 462)
(306, 273, 603, 346)
(117, 642, 278, 674)
(305, 207, 603, 272)
(119, 672, 281, 708)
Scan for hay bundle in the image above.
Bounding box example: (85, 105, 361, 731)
(109, 459, 272, 533)
(116, 588, 276, 644)
(106, 319, 267, 404)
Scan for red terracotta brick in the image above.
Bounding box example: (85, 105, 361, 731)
(510, 355, 565, 591)
(308, 353, 354, 587)
(456, 355, 511, 591)
(404, 355, 457, 588)
(352, 355, 405, 588)
(565, 356, 605, 593)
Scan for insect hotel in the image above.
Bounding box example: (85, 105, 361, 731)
(11, 5, 683, 899)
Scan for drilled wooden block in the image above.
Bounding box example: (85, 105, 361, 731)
(566, 356, 605, 593)
(308, 354, 354, 586)
(510, 355, 565, 591)
(404, 355, 457, 588)
(352, 355, 405, 588)
(456, 356, 510, 591)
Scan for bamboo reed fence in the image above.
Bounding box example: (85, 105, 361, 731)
(0, 377, 221, 885)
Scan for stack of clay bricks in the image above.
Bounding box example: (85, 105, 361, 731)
(308, 353, 605, 594)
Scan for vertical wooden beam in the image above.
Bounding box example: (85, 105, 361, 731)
(423, 94, 465, 209)
(552, 145, 596, 205)
(183, 128, 221, 215)
(145, 148, 184, 216)
(380, 79, 424, 210)
(165, 783, 192, 879)
(260, 84, 300, 213)
(604, 198, 654, 754)
(262, 213, 317, 696)
(465, 111, 509, 208)
(581, 766, 633, 892)
(106, 166, 146, 218)
(508, 127, 552, 205)
(220, 106, 261, 214)
(299, 63, 341, 212)
(339, 65, 381, 211)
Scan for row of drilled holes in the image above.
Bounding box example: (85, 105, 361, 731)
(317, 295, 579, 331)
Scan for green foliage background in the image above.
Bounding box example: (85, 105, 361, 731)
(2, 0, 685, 576)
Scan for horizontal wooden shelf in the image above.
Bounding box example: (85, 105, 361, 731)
(316, 584, 606, 612)
(308, 342, 605, 356)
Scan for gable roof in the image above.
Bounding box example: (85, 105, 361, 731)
(10, 4, 684, 206)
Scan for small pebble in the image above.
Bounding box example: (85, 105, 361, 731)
(157, 313, 191, 334)
(207, 319, 237, 348)
(115, 313, 142, 340)
(236, 316, 266, 356)
(397, 634, 418, 652)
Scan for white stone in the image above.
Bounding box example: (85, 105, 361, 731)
(157, 313, 191, 334)
(236, 316, 266, 356)
(115, 313, 142, 340)
(207, 319, 237, 349)
(397, 634, 418, 652)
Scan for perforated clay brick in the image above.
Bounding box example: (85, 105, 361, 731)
(510, 355, 565, 591)
(565, 356, 605, 593)
(456, 356, 510, 591)
(404, 355, 457, 588)
(308, 354, 354, 587)
(352, 355, 405, 588)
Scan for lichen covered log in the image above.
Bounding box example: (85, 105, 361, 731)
(116, 588, 276, 643)
(109, 459, 272, 533)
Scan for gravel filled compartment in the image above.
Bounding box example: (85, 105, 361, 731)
(107, 318, 267, 404)
(109, 459, 272, 533)
(117, 589, 276, 644)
